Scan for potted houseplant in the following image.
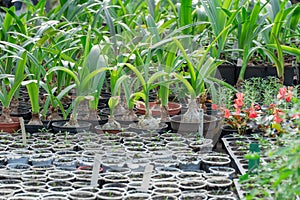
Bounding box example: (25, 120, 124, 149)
(123, 62, 168, 132)
(170, 28, 234, 135)
(46, 27, 110, 132)
(0, 52, 27, 133)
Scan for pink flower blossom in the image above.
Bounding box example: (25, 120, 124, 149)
(285, 91, 293, 102)
(277, 87, 287, 100)
(249, 107, 257, 119)
(224, 109, 230, 118)
(212, 104, 218, 110)
(274, 114, 283, 124)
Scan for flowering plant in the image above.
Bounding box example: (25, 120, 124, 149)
(213, 92, 259, 135)
(262, 86, 299, 135)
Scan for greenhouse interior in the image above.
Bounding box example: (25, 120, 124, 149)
(0, 0, 299, 199)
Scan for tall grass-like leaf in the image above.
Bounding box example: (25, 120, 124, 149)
(173, 38, 196, 88)
(146, 15, 161, 44)
(46, 67, 80, 86)
(174, 73, 196, 99)
(180, 0, 192, 34)
(148, 0, 155, 18)
(2, 8, 27, 35)
(23, 80, 40, 114)
(104, 6, 116, 37)
(265, 44, 300, 57)
(112, 75, 129, 96)
(270, 3, 299, 44)
(80, 68, 110, 93)
(124, 63, 147, 91)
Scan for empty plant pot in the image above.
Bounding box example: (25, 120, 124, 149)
(208, 166, 236, 179)
(68, 191, 97, 200)
(206, 178, 233, 189)
(201, 156, 231, 172)
(179, 180, 207, 191)
(179, 193, 208, 200)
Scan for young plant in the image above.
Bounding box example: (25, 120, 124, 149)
(22, 80, 43, 125)
(200, 0, 241, 58)
(102, 74, 129, 130)
(236, 1, 271, 84)
(46, 26, 110, 126)
(122, 62, 167, 129)
(40, 81, 76, 121)
(121, 78, 139, 122)
(0, 51, 27, 123)
(172, 24, 235, 123)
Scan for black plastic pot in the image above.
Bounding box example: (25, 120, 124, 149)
(237, 65, 295, 86)
(51, 120, 92, 133)
(25, 122, 49, 134)
(215, 65, 237, 86)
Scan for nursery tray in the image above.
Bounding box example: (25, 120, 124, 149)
(234, 179, 245, 200)
(222, 135, 267, 175)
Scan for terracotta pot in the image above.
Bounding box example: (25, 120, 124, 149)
(0, 117, 20, 133)
(136, 102, 182, 116)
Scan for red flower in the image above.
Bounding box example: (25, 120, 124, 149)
(224, 109, 230, 118)
(233, 104, 241, 115)
(234, 92, 244, 108)
(254, 104, 261, 110)
(277, 87, 287, 100)
(273, 109, 284, 124)
(212, 104, 218, 110)
(249, 107, 257, 119)
(269, 103, 276, 108)
(292, 114, 300, 119)
(285, 91, 293, 102)
(236, 92, 244, 100)
(234, 99, 243, 107)
(274, 114, 283, 124)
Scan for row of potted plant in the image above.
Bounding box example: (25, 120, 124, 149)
(0, 0, 299, 134)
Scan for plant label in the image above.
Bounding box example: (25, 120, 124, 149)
(198, 108, 204, 138)
(248, 143, 260, 173)
(19, 117, 27, 145)
(140, 164, 154, 192)
(237, 58, 243, 66)
(90, 154, 101, 187)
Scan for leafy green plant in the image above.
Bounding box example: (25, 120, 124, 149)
(200, 0, 241, 58)
(0, 51, 27, 123)
(101, 74, 129, 130)
(236, 1, 270, 84)
(46, 26, 110, 126)
(172, 24, 235, 122)
(123, 62, 167, 129)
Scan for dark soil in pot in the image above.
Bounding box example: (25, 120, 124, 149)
(51, 120, 92, 133)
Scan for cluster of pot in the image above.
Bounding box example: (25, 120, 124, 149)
(0, 131, 237, 200)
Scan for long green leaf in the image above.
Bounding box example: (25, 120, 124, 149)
(266, 44, 300, 57)
(173, 38, 196, 88)
(46, 66, 80, 87)
(123, 63, 146, 91)
(112, 75, 129, 96)
(80, 67, 110, 93)
(180, 0, 192, 34)
(23, 80, 40, 114)
(174, 73, 196, 99)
